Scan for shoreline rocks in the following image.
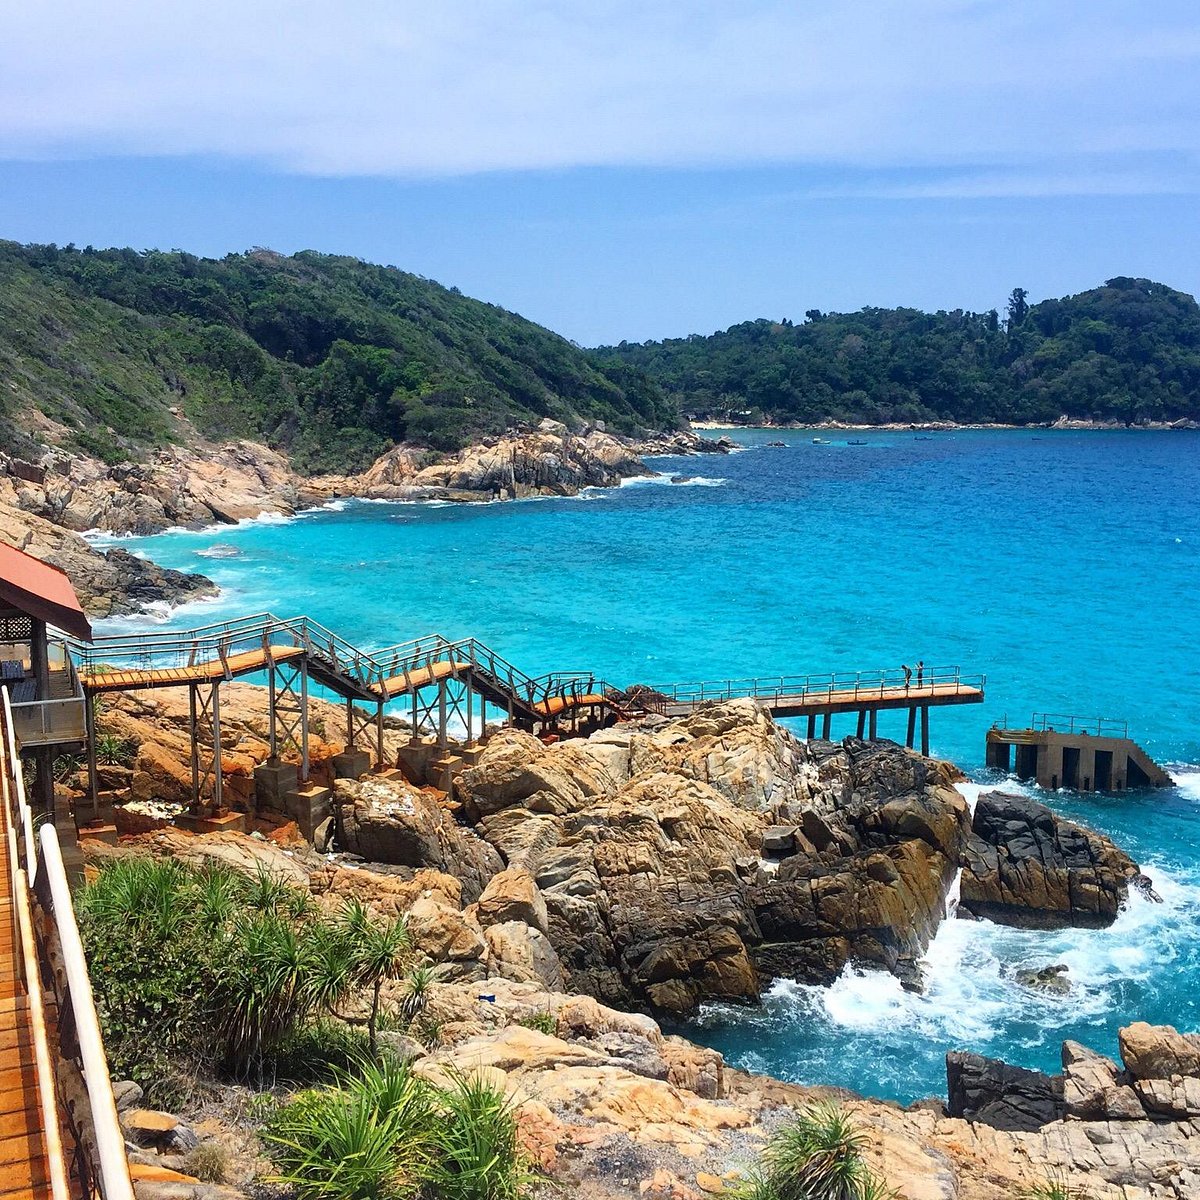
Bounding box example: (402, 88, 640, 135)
(958, 790, 1149, 928)
(1, 421, 728, 617)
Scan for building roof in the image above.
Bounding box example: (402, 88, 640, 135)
(0, 542, 93, 642)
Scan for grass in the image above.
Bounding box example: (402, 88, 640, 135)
(516, 1011, 557, 1036)
(1023, 1175, 1094, 1200)
(733, 1101, 895, 1200)
(263, 1061, 537, 1200)
(183, 1142, 229, 1184)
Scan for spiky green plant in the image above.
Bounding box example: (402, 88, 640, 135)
(420, 1069, 538, 1200)
(733, 1101, 894, 1200)
(1023, 1174, 1093, 1200)
(264, 1057, 436, 1200)
(400, 963, 436, 1029)
(348, 913, 411, 1057)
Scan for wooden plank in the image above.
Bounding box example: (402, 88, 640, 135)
(82, 643, 305, 692)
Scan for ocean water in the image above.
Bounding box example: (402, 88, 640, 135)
(94, 428, 1200, 1102)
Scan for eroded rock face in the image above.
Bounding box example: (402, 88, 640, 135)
(453, 705, 972, 1014)
(333, 774, 502, 904)
(959, 791, 1145, 928)
(1119, 1022, 1200, 1081)
(946, 1051, 1065, 1131)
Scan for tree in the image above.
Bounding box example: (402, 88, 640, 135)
(1007, 287, 1029, 329)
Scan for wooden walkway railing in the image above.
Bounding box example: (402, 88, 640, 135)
(0, 691, 132, 1200)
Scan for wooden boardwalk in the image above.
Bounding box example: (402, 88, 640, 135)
(81, 643, 306, 693)
(659, 680, 985, 719)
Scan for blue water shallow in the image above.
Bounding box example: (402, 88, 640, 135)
(99, 429, 1200, 1103)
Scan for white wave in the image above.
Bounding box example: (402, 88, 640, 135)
(1168, 768, 1200, 803)
(618, 472, 727, 489)
(92, 587, 231, 634)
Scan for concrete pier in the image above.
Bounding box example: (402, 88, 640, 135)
(986, 715, 1173, 792)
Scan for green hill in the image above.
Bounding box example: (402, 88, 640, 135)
(0, 242, 677, 472)
(594, 279, 1200, 426)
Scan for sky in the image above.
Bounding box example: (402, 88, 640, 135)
(2, 0, 1199, 345)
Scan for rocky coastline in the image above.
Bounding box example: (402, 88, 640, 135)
(0, 419, 730, 618)
(76, 692, 1199, 1198)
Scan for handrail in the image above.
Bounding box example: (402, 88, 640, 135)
(1031, 712, 1130, 738)
(70, 612, 980, 726)
(1, 689, 134, 1200)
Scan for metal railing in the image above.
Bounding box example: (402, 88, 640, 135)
(1032, 713, 1130, 738)
(647, 665, 984, 707)
(1, 689, 133, 1200)
(71, 614, 604, 718)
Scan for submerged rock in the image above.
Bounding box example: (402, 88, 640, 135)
(1012, 963, 1072, 995)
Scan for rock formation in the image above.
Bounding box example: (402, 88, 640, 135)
(959, 790, 1149, 928)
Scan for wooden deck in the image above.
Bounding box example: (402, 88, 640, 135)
(378, 660, 472, 700)
(660, 681, 985, 719)
(0, 840, 53, 1200)
(81, 643, 306, 693)
(532, 693, 610, 718)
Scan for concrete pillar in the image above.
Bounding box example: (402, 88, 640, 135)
(920, 706, 929, 756)
(1037, 742, 1064, 790)
(821, 712, 831, 740)
(868, 710, 877, 740)
(856, 710, 866, 738)
(1078, 746, 1096, 793)
(806, 714, 816, 739)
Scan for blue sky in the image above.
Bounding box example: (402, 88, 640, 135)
(3, 1, 1199, 345)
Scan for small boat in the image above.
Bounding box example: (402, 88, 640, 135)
(847, 439, 868, 446)
(812, 437, 829, 445)
(913, 435, 933, 441)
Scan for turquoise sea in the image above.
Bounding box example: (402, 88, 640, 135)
(93, 429, 1200, 1104)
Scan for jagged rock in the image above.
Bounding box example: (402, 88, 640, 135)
(405, 896, 487, 963)
(959, 791, 1144, 928)
(485, 921, 566, 991)
(376, 1032, 428, 1062)
(946, 1051, 1064, 1131)
(475, 867, 550, 934)
(1061, 1041, 1145, 1120)
(334, 774, 502, 903)
(1134, 1075, 1200, 1118)
(1119, 1021, 1200, 1080)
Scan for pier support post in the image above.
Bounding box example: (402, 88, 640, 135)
(376, 701, 385, 769)
(807, 715, 816, 740)
(920, 706, 929, 757)
(188, 682, 223, 813)
(346, 696, 356, 750)
(906, 707, 916, 749)
(821, 712, 831, 740)
(856, 710, 866, 738)
(868, 710, 877, 740)
(437, 680, 448, 749)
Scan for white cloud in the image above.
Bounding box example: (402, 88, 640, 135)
(2, 0, 1199, 190)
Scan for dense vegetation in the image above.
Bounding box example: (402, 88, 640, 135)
(596, 280, 1200, 426)
(0, 240, 676, 471)
(79, 855, 536, 1199)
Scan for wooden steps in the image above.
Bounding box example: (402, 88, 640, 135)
(81, 643, 306, 693)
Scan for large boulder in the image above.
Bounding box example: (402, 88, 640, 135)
(958, 791, 1144, 928)
(1119, 1022, 1200, 1080)
(945, 1051, 1064, 1131)
(458, 711, 971, 1014)
(334, 774, 502, 903)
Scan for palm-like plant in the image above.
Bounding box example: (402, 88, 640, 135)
(734, 1100, 894, 1200)
(399, 964, 435, 1030)
(348, 915, 411, 1057)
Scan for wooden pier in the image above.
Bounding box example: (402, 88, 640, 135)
(986, 714, 1173, 792)
(647, 667, 985, 754)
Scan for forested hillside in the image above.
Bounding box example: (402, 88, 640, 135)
(0, 242, 676, 471)
(595, 279, 1200, 426)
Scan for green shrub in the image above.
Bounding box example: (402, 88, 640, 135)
(94, 732, 135, 766)
(267, 1018, 372, 1085)
(76, 857, 379, 1084)
(516, 1011, 556, 1036)
(423, 1069, 537, 1200)
(263, 1064, 536, 1200)
(733, 1101, 894, 1200)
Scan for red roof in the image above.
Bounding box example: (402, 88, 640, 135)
(0, 542, 93, 642)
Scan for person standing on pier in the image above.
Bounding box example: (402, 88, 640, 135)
(902, 664, 912, 692)
(916, 660, 924, 687)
